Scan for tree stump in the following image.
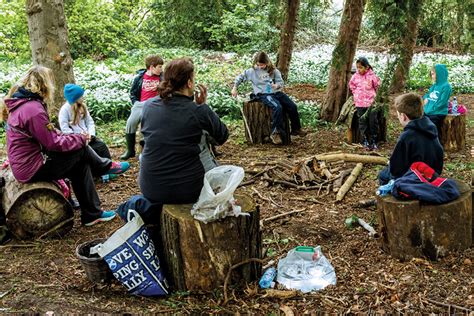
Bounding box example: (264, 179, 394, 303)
(160, 193, 261, 292)
(347, 107, 387, 144)
(439, 114, 466, 152)
(242, 100, 291, 145)
(1, 167, 73, 240)
(377, 180, 472, 261)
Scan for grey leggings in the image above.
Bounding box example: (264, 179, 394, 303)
(125, 101, 145, 134)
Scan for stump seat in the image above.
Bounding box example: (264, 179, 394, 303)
(439, 114, 466, 152)
(160, 193, 261, 292)
(1, 167, 73, 240)
(377, 180, 472, 261)
(242, 100, 291, 145)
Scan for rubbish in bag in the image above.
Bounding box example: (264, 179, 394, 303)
(277, 246, 336, 293)
(191, 165, 248, 223)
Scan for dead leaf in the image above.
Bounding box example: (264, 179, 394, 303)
(280, 304, 294, 316)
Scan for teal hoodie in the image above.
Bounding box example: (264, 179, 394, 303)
(423, 64, 452, 115)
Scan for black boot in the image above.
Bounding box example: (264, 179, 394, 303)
(120, 133, 136, 160)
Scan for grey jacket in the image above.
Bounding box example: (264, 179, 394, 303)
(234, 67, 284, 94)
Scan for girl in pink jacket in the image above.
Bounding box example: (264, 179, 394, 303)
(349, 57, 381, 150)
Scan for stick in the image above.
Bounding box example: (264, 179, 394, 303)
(262, 209, 305, 224)
(36, 217, 74, 240)
(424, 298, 473, 312)
(357, 218, 378, 238)
(336, 163, 363, 202)
(240, 106, 253, 144)
(223, 258, 264, 304)
(333, 169, 352, 192)
(238, 179, 256, 187)
(316, 153, 388, 165)
(288, 196, 325, 205)
(355, 199, 376, 208)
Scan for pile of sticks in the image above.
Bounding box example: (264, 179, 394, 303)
(240, 151, 388, 201)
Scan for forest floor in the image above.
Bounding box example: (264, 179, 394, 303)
(0, 85, 473, 314)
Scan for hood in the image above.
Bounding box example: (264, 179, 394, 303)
(434, 64, 449, 85)
(4, 87, 44, 113)
(405, 116, 438, 139)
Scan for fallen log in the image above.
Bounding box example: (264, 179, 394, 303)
(316, 153, 388, 165)
(333, 169, 353, 192)
(336, 163, 363, 202)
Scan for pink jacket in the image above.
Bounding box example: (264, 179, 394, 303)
(5, 89, 86, 183)
(349, 69, 380, 108)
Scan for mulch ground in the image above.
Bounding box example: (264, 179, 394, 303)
(0, 85, 473, 314)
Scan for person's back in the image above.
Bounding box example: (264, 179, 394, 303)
(379, 93, 444, 184)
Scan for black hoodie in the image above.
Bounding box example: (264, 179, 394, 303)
(389, 115, 444, 178)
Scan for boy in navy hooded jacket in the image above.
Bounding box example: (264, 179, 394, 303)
(423, 64, 452, 137)
(378, 93, 444, 185)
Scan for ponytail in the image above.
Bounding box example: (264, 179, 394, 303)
(157, 58, 194, 100)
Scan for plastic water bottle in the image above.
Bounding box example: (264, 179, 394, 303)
(265, 80, 272, 94)
(376, 179, 395, 196)
(101, 174, 110, 183)
(451, 97, 458, 115)
(259, 267, 276, 289)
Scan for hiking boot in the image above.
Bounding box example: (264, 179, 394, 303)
(270, 132, 283, 145)
(108, 161, 130, 175)
(120, 133, 136, 160)
(83, 211, 116, 227)
(291, 129, 307, 137)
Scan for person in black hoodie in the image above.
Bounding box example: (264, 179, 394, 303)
(118, 57, 228, 223)
(378, 93, 444, 185)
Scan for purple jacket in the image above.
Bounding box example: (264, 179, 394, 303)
(5, 88, 86, 183)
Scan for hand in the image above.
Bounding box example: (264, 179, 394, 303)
(231, 87, 238, 98)
(194, 83, 207, 105)
(81, 132, 91, 144)
(271, 83, 279, 90)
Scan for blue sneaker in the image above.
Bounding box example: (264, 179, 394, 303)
(84, 211, 116, 227)
(108, 161, 130, 175)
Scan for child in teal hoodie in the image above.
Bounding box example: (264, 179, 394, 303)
(422, 64, 452, 137)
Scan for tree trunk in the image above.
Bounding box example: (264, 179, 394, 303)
(276, 0, 300, 81)
(321, 0, 366, 122)
(160, 193, 261, 292)
(242, 100, 291, 145)
(1, 167, 74, 240)
(439, 114, 466, 152)
(377, 180, 472, 261)
(26, 0, 75, 116)
(389, 0, 423, 94)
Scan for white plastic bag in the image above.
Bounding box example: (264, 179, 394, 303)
(277, 246, 336, 293)
(191, 165, 247, 223)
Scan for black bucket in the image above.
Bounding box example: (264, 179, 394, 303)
(76, 238, 113, 283)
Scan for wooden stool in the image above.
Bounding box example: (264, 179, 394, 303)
(439, 114, 466, 152)
(1, 167, 74, 239)
(160, 193, 261, 292)
(242, 100, 291, 145)
(377, 180, 472, 261)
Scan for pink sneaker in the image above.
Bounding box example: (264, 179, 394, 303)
(107, 161, 130, 175)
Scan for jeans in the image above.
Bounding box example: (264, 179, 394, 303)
(378, 166, 394, 185)
(254, 91, 302, 136)
(356, 107, 379, 142)
(125, 101, 145, 134)
(31, 145, 112, 224)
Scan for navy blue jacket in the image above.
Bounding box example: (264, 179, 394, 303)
(389, 116, 444, 178)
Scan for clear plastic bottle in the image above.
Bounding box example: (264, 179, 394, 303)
(376, 179, 395, 196)
(265, 80, 272, 94)
(451, 96, 458, 115)
(259, 267, 276, 289)
(101, 174, 110, 183)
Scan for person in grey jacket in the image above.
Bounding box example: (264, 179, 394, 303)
(59, 84, 111, 159)
(231, 51, 305, 144)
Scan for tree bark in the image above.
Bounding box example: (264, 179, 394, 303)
(389, 0, 423, 94)
(276, 0, 300, 81)
(377, 180, 472, 261)
(314, 153, 388, 165)
(439, 114, 466, 152)
(26, 0, 75, 115)
(160, 193, 261, 292)
(321, 0, 366, 122)
(242, 101, 291, 145)
(1, 167, 74, 240)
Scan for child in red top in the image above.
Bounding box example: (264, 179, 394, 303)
(349, 56, 381, 150)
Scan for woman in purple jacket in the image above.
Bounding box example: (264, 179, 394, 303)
(4, 66, 129, 226)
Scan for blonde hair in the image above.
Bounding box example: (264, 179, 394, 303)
(16, 65, 55, 104)
(0, 84, 20, 122)
(71, 99, 88, 125)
